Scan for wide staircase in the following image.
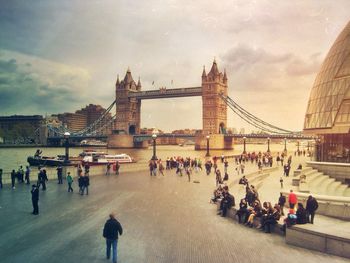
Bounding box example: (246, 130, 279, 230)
(301, 167, 350, 197)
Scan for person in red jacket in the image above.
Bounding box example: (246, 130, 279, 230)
(288, 189, 298, 210)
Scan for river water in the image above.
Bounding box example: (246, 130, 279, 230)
(0, 143, 299, 173)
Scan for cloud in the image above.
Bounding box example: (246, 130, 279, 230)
(0, 50, 91, 115)
(221, 44, 293, 71)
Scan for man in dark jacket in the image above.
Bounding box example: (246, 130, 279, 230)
(82, 175, 90, 195)
(31, 184, 39, 215)
(278, 193, 286, 216)
(219, 191, 235, 217)
(103, 213, 123, 263)
(306, 195, 319, 224)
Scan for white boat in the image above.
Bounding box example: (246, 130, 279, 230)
(82, 153, 134, 165)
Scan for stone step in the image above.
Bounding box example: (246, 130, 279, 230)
(308, 173, 327, 186)
(304, 169, 318, 176)
(309, 177, 333, 194)
(301, 167, 313, 173)
(334, 184, 349, 197)
(326, 181, 342, 196)
(344, 187, 350, 197)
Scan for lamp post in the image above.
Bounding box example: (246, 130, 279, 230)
(63, 132, 70, 162)
(243, 136, 247, 154)
(151, 133, 157, 160)
(267, 137, 270, 153)
(284, 137, 287, 152)
(205, 135, 210, 157)
(307, 141, 310, 152)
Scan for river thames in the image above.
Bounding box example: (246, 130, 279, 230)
(0, 142, 302, 173)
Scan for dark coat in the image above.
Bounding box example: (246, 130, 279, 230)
(278, 195, 286, 206)
(103, 218, 123, 240)
(31, 187, 39, 201)
(296, 207, 308, 224)
(306, 197, 319, 213)
(83, 176, 90, 187)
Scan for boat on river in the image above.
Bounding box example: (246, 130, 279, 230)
(27, 155, 72, 166)
(82, 153, 134, 165)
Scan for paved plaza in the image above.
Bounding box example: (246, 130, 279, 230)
(0, 163, 349, 263)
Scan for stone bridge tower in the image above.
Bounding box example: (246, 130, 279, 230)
(195, 60, 232, 150)
(201, 59, 228, 134)
(114, 68, 141, 135)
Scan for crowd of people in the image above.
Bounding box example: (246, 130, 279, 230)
(211, 161, 320, 234)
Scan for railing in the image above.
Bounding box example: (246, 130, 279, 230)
(128, 87, 202, 99)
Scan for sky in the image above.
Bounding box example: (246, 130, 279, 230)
(0, 0, 349, 132)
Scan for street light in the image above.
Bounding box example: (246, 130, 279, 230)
(63, 132, 70, 162)
(151, 133, 158, 160)
(267, 137, 270, 153)
(243, 136, 247, 154)
(205, 135, 210, 157)
(284, 137, 287, 152)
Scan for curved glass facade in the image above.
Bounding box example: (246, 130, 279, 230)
(304, 21, 350, 131)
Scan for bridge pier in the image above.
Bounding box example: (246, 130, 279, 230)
(107, 134, 148, 148)
(195, 134, 233, 150)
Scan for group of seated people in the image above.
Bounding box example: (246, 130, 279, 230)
(211, 185, 235, 217)
(212, 178, 309, 234)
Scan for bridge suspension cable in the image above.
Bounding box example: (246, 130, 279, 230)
(74, 100, 116, 136)
(220, 94, 301, 135)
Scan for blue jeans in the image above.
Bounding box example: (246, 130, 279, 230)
(106, 239, 117, 263)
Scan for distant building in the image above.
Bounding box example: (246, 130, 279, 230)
(76, 104, 113, 134)
(54, 112, 87, 132)
(0, 115, 44, 144)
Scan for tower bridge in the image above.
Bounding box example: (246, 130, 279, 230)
(46, 59, 307, 149)
(108, 60, 232, 149)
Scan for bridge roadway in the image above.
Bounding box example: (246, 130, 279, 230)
(127, 86, 202, 99)
(0, 166, 347, 263)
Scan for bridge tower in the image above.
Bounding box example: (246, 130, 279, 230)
(195, 60, 233, 150)
(114, 68, 141, 135)
(201, 59, 228, 134)
(108, 68, 147, 148)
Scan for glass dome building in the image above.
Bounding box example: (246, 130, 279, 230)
(304, 21, 350, 162)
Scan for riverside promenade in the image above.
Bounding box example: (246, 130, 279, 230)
(0, 159, 349, 263)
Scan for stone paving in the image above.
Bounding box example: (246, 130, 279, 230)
(0, 161, 349, 263)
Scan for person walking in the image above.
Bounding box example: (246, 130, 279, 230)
(57, 165, 63, 184)
(25, 166, 31, 185)
(115, 162, 120, 176)
(82, 175, 90, 195)
(78, 175, 84, 195)
(67, 172, 73, 192)
(103, 213, 123, 263)
(31, 184, 39, 215)
(11, 169, 16, 189)
(0, 168, 3, 189)
(158, 160, 164, 176)
(278, 193, 286, 216)
(18, 166, 24, 183)
(106, 163, 111, 176)
(306, 195, 319, 224)
(280, 177, 284, 188)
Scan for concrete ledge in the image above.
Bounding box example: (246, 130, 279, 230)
(215, 202, 350, 259)
(286, 225, 350, 258)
